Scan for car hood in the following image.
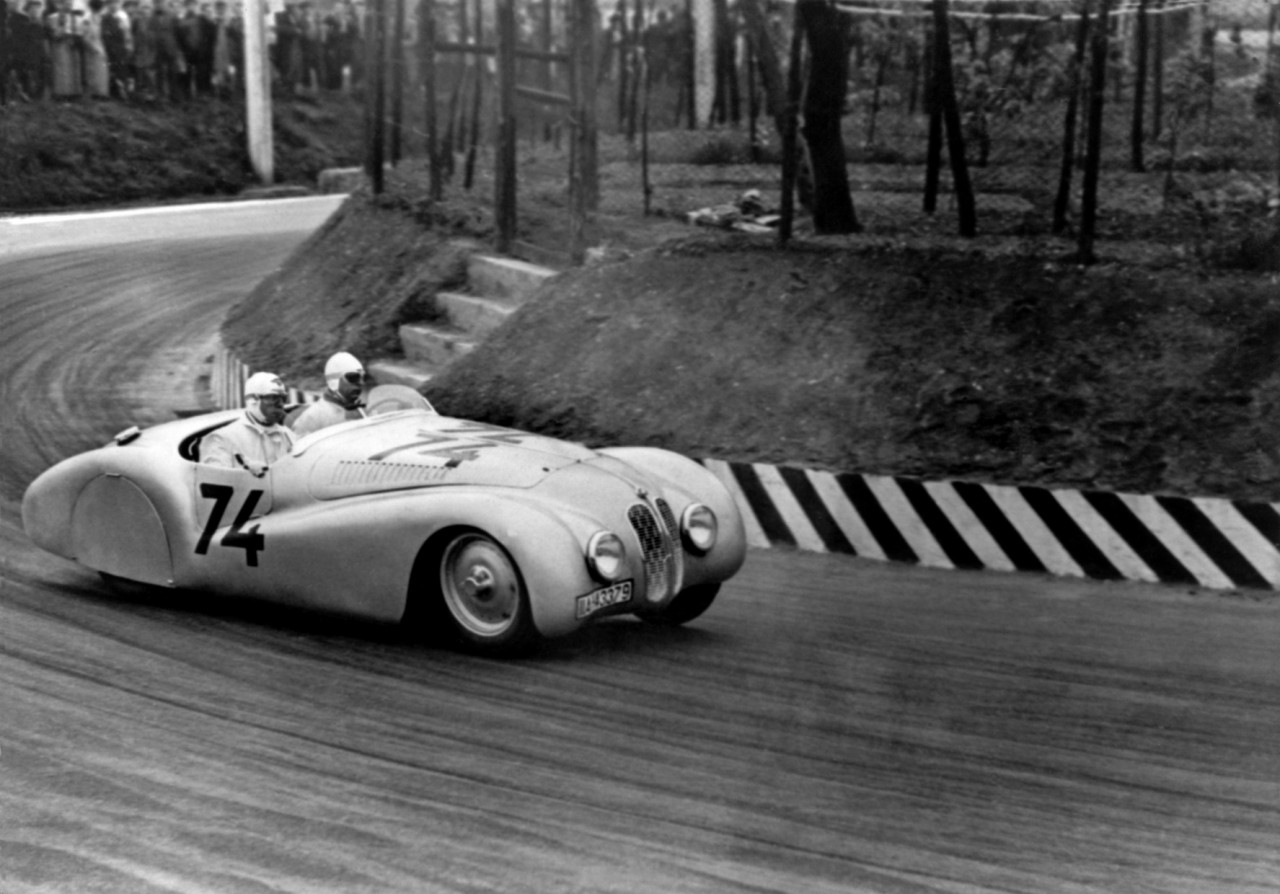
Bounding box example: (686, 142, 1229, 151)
(294, 410, 599, 499)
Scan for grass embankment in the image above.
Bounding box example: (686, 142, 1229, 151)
(0, 94, 364, 211)
(226, 178, 1280, 501)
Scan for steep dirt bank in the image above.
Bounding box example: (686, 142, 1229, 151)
(223, 189, 1280, 501)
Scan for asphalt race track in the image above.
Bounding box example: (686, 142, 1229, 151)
(1, 200, 1278, 894)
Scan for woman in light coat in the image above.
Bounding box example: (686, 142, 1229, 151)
(82, 0, 111, 97)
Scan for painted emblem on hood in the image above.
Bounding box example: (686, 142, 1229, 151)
(369, 420, 530, 465)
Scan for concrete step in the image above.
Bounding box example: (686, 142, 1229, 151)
(368, 359, 433, 391)
(468, 254, 557, 302)
(436, 291, 519, 337)
(400, 322, 477, 367)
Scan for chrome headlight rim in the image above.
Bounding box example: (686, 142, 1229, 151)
(681, 503, 717, 555)
(586, 530, 627, 583)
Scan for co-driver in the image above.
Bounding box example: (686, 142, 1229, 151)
(288, 351, 368, 437)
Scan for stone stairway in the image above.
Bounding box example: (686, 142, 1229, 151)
(368, 254, 558, 391)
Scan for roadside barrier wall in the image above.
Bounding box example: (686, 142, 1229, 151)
(214, 343, 1280, 595)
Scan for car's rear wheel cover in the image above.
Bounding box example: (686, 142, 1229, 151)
(439, 533, 525, 641)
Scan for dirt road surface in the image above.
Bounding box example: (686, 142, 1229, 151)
(1, 204, 1278, 894)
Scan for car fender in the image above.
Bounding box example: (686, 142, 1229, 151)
(23, 444, 192, 585)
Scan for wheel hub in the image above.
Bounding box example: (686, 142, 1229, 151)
(462, 564, 495, 600)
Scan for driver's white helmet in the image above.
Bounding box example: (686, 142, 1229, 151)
(243, 372, 287, 424)
(244, 371, 287, 398)
(324, 351, 364, 390)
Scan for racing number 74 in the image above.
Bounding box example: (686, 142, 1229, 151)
(196, 483, 266, 566)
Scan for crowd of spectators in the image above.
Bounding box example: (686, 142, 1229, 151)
(0, 0, 363, 103)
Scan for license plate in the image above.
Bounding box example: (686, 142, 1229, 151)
(576, 580, 633, 619)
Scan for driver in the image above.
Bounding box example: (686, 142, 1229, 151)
(201, 371, 295, 475)
(288, 351, 368, 437)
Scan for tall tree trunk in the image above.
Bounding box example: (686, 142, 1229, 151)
(923, 25, 942, 213)
(739, 0, 785, 131)
(1130, 0, 1149, 171)
(932, 0, 976, 236)
(778, 3, 803, 245)
(1152, 0, 1164, 138)
(1079, 0, 1111, 263)
(796, 0, 859, 234)
(1054, 0, 1090, 234)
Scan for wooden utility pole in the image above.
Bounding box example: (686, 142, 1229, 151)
(244, 0, 273, 184)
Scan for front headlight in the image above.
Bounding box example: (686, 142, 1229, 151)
(681, 504, 717, 554)
(586, 531, 626, 582)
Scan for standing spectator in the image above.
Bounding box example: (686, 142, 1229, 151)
(46, 0, 83, 99)
(273, 0, 303, 94)
(9, 0, 48, 100)
(174, 0, 201, 95)
(598, 5, 623, 85)
(298, 0, 319, 92)
(151, 0, 185, 99)
(101, 0, 131, 97)
(225, 0, 242, 92)
(320, 0, 341, 90)
(130, 0, 156, 97)
(2, 0, 20, 102)
(209, 0, 229, 95)
(82, 0, 110, 96)
(329, 0, 358, 91)
(1, 0, 12, 103)
(195, 1, 215, 92)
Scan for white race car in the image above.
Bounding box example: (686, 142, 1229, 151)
(23, 389, 746, 655)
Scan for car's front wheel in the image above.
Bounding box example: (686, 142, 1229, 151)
(638, 583, 721, 626)
(437, 530, 537, 655)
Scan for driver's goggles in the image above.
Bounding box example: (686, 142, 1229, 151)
(252, 393, 287, 404)
(342, 371, 365, 385)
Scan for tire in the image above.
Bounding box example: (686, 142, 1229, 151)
(638, 583, 720, 626)
(437, 530, 538, 655)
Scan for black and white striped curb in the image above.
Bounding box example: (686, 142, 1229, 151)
(216, 346, 1279, 593)
(701, 459, 1280, 593)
